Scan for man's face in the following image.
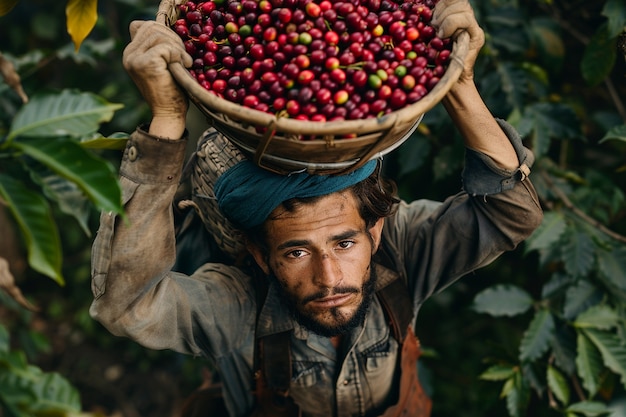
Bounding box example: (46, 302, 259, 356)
(248, 191, 384, 337)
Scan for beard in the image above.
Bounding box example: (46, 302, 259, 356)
(268, 264, 378, 338)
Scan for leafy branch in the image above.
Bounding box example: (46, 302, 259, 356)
(537, 0, 626, 121)
(539, 170, 626, 244)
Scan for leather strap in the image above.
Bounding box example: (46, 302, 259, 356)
(253, 332, 301, 417)
(376, 277, 414, 342)
(379, 326, 432, 417)
(261, 331, 291, 392)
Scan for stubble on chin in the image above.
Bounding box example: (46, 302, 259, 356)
(268, 265, 377, 338)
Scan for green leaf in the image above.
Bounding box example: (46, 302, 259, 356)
(7, 90, 123, 142)
(520, 309, 555, 362)
(601, 0, 626, 38)
(574, 305, 621, 331)
(0, 349, 28, 370)
(80, 133, 129, 150)
(563, 281, 603, 321)
(504, 371, 531, 417)
(541, 273, 575, 299)
(0, 359, 81, 415)
(473, 285, 534, 317)
(570, 170, 625, 224)
(500, 376, 515, 399)
(599, 124, 626, 144)
(524, 211, 567, 254)
(566, 401, 611, 416)
(496, 62, 528, 111)
(0, 352, 40, 413)
(581, 24, 618, 87)
(576, 331, 603, 397)
(485, 7, 528, 55)
(34, 172, 92, 237)
(561, 229, 595, 279)
(582, 329, 626, 387)
(12, 137, 122, 214)
(551, 324, 577, 376)
(521, 362, 545, 396)
(25, 157, 93, 236)
(480, 364, 517, 381)
(29, 372, 81, 413)
(0, 175, 63, 284)
(547, 365, 570, 406)
(597, 247, 626, 291)
(518, 103, 582, 158)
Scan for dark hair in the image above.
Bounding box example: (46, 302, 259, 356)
(245, 165, 399, 252)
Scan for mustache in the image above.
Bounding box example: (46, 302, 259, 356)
(302, 286, 360, 304)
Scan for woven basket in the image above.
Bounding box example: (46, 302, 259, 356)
(156, 0, 470, 175)
(188, 129, 247, 260)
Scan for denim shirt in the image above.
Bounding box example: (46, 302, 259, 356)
(90, 121, 542, 417)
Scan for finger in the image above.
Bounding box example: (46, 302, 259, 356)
(129, 20, 144, 40)
(124, 22, 193, 69)
(136, 22, 193, 67)
(431, 2, 483, 47)
(431, 0, 474, 36)
(436, 13, 482, 41)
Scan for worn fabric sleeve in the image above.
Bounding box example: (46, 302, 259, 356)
(381, 119, 543, 317)
(89, 126, 257, 360)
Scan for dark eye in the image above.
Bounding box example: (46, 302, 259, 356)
(287, 249, 307, 259)
(337, 240, 355, 250)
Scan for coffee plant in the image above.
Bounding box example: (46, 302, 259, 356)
(1, 0, 625, 416)
(388, 1, 626, 416)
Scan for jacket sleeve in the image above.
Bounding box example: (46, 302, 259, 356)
(89, 126, 256, 357)
(382, 119, 543, 312)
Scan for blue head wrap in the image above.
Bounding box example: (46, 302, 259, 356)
(214, 160, 378, 230)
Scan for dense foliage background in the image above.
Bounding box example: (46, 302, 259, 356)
(1, 0, 625, 416)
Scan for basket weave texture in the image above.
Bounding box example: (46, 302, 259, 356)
(157, 0, 470, 175)
(188, 129, 247, 260)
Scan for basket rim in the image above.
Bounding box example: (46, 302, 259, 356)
(224, 113, 423, 172)
(159, 0, 471, 138)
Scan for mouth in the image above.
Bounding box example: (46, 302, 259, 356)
(308, 293, 355, 309)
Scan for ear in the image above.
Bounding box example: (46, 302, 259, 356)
(369, 217, 385, 254)
(246, 241, 270, 275)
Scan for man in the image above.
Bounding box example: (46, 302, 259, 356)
(89, 0, 543, 415)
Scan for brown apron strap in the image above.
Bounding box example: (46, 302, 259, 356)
(252, 332, 301, 417)
(261, 331, 291, 392)
(376, 276, 414, 342)
(379, 326, 432, 417)
(377, 278, 432, 417)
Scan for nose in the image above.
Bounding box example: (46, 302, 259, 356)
(313, 252, 343, 288)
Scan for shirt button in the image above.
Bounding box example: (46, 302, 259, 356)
(342, 379, 349, 385)
(128, 145, 138, 161)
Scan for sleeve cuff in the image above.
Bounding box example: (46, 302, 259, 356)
(462, 118, 534, 196)
(119, 124, 189, 184)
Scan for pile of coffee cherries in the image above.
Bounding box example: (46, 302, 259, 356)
(173, 0, 451, 123)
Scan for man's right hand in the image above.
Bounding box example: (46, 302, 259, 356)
(123, 20, 193, 139)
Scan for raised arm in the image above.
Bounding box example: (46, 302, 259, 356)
(433, 0, 520, 170)
(90, 21, 257, 356)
